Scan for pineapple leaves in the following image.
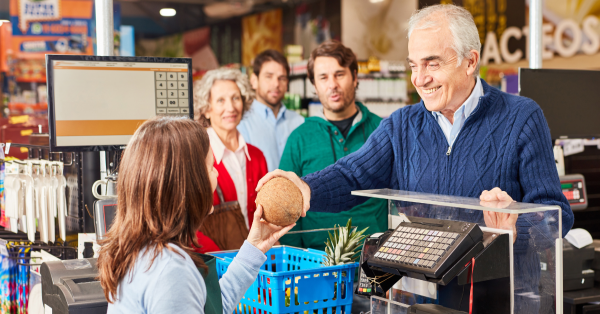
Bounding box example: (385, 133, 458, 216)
(323, 218, 369, 266)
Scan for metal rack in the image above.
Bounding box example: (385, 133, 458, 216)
(1, 144, 105, 261)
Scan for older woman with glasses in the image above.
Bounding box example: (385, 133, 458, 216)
(193, 68, 269, 253)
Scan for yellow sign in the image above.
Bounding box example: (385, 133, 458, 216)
(9, 115, 29, 124)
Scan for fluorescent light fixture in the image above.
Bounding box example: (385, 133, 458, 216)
(160, 8, 176, 17)
(369, 0, 385, 3)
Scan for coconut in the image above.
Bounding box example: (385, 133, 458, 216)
(256, 177, 303, 226)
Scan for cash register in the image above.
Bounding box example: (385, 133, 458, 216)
(359, 215, 511, 314)
(41, 259, 106, 314)
(41, 197, 118, 313)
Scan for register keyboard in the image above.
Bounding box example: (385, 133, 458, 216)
(369, 216, 483, 279)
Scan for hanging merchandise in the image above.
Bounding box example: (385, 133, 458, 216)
(54, 163, 67, 242)
(24, 162, 35, 243)
(43, 162, 55, 244)
(4, 162, 21, 233)
(32, 161, 49, 244)
(0, 160, 6, 230)
(3, 159, 69, 243)
(0, 240, 32, 313)
(17, 245, 30, 314)
(50, 163, 65, 242)
(4, 160, 37, 240)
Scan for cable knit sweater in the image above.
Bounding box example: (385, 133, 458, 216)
(303, 80, 574, 249)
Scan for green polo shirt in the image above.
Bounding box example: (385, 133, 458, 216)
(279, 102, 388, 251)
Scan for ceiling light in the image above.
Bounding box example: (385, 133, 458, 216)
(204, 2, 252, 19)
(369, 0, 384, 3)
(160, 8, 176, 17)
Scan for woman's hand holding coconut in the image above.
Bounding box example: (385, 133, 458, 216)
(250, 171, 309, 253)
(247, 205, 296, 253)
(256, 169, 311, 217)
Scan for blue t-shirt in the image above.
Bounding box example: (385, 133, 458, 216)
(107, 241, 266, 314)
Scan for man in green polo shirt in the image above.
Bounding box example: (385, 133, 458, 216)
(279, 40, 387, 251)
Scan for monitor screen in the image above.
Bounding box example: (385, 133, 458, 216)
(519, 68, 600, 139)
(46, 55, 193, 151)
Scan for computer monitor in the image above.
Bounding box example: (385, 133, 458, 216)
(519, 68, 600, 139)
(46, 55, 193, 151)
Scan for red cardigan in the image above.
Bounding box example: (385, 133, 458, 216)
(194, 144, 268, 253)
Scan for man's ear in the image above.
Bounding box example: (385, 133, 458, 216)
(352, 70, 358, 89)
(466, 49, 480, 77)
(250, 73, 259, 90)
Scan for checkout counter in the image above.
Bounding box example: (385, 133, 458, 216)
(352, 189, 563, 314)
(40, 189, 564, 314)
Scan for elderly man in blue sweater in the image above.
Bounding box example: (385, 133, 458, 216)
(258, 4, 572, 312)
(259, 4, 573, 241)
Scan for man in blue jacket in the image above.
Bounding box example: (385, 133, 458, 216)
(258, 4, 573, 313)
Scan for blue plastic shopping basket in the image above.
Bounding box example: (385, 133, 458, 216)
(211, 246, 359, 314)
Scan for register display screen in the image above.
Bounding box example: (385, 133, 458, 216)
(519, 68, 600, 139)
(46, 55, 193, 151)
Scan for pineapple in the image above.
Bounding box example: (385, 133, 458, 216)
(323, 218, 368, 266)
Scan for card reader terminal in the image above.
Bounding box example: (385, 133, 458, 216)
(560, 174, 587, 210)
(368, 216, 483, 279)
(94, 198, 117, 241)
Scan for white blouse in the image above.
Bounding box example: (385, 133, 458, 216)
(207, 128, 251, 228)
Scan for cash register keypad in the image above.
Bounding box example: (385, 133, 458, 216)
(373, 227, 459, 268)
(155, 71, 190, 115)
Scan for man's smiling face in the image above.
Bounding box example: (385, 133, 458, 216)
(408, 23, 476, 113)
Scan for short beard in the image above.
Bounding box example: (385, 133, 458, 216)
(320, 89, 356, 113)
(325, 102, 353, 113)
(257, 90, 283, 108)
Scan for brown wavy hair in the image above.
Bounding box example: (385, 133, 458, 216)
(307, 40, 358, 85)
(98, 116, 213, 303)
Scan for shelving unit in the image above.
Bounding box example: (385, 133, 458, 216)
(288, 72, 408, 118)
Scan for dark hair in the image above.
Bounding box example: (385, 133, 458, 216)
(307, 40, 358, 85)
(253, 49, 290, 77)
(98, 116, 213, 303)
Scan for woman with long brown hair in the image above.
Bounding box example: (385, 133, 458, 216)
(98, 116, 294, 313)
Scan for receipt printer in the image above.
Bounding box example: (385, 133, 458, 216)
(563, 240, 595, 291)
(41, 258, 108, 314)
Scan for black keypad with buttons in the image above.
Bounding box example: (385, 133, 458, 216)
(368, 216, 483, 279)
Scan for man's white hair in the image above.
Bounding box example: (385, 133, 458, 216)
(407, 4, 481, 75)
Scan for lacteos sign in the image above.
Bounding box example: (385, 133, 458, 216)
(481, 16, 600, 65)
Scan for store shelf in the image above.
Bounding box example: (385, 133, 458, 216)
(16, 78, 47, 83)
(9, 143, 50, 149)
(290, 72, 405, 80)
(357, 72, 406, 78)
(290, 73, 308, 79)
